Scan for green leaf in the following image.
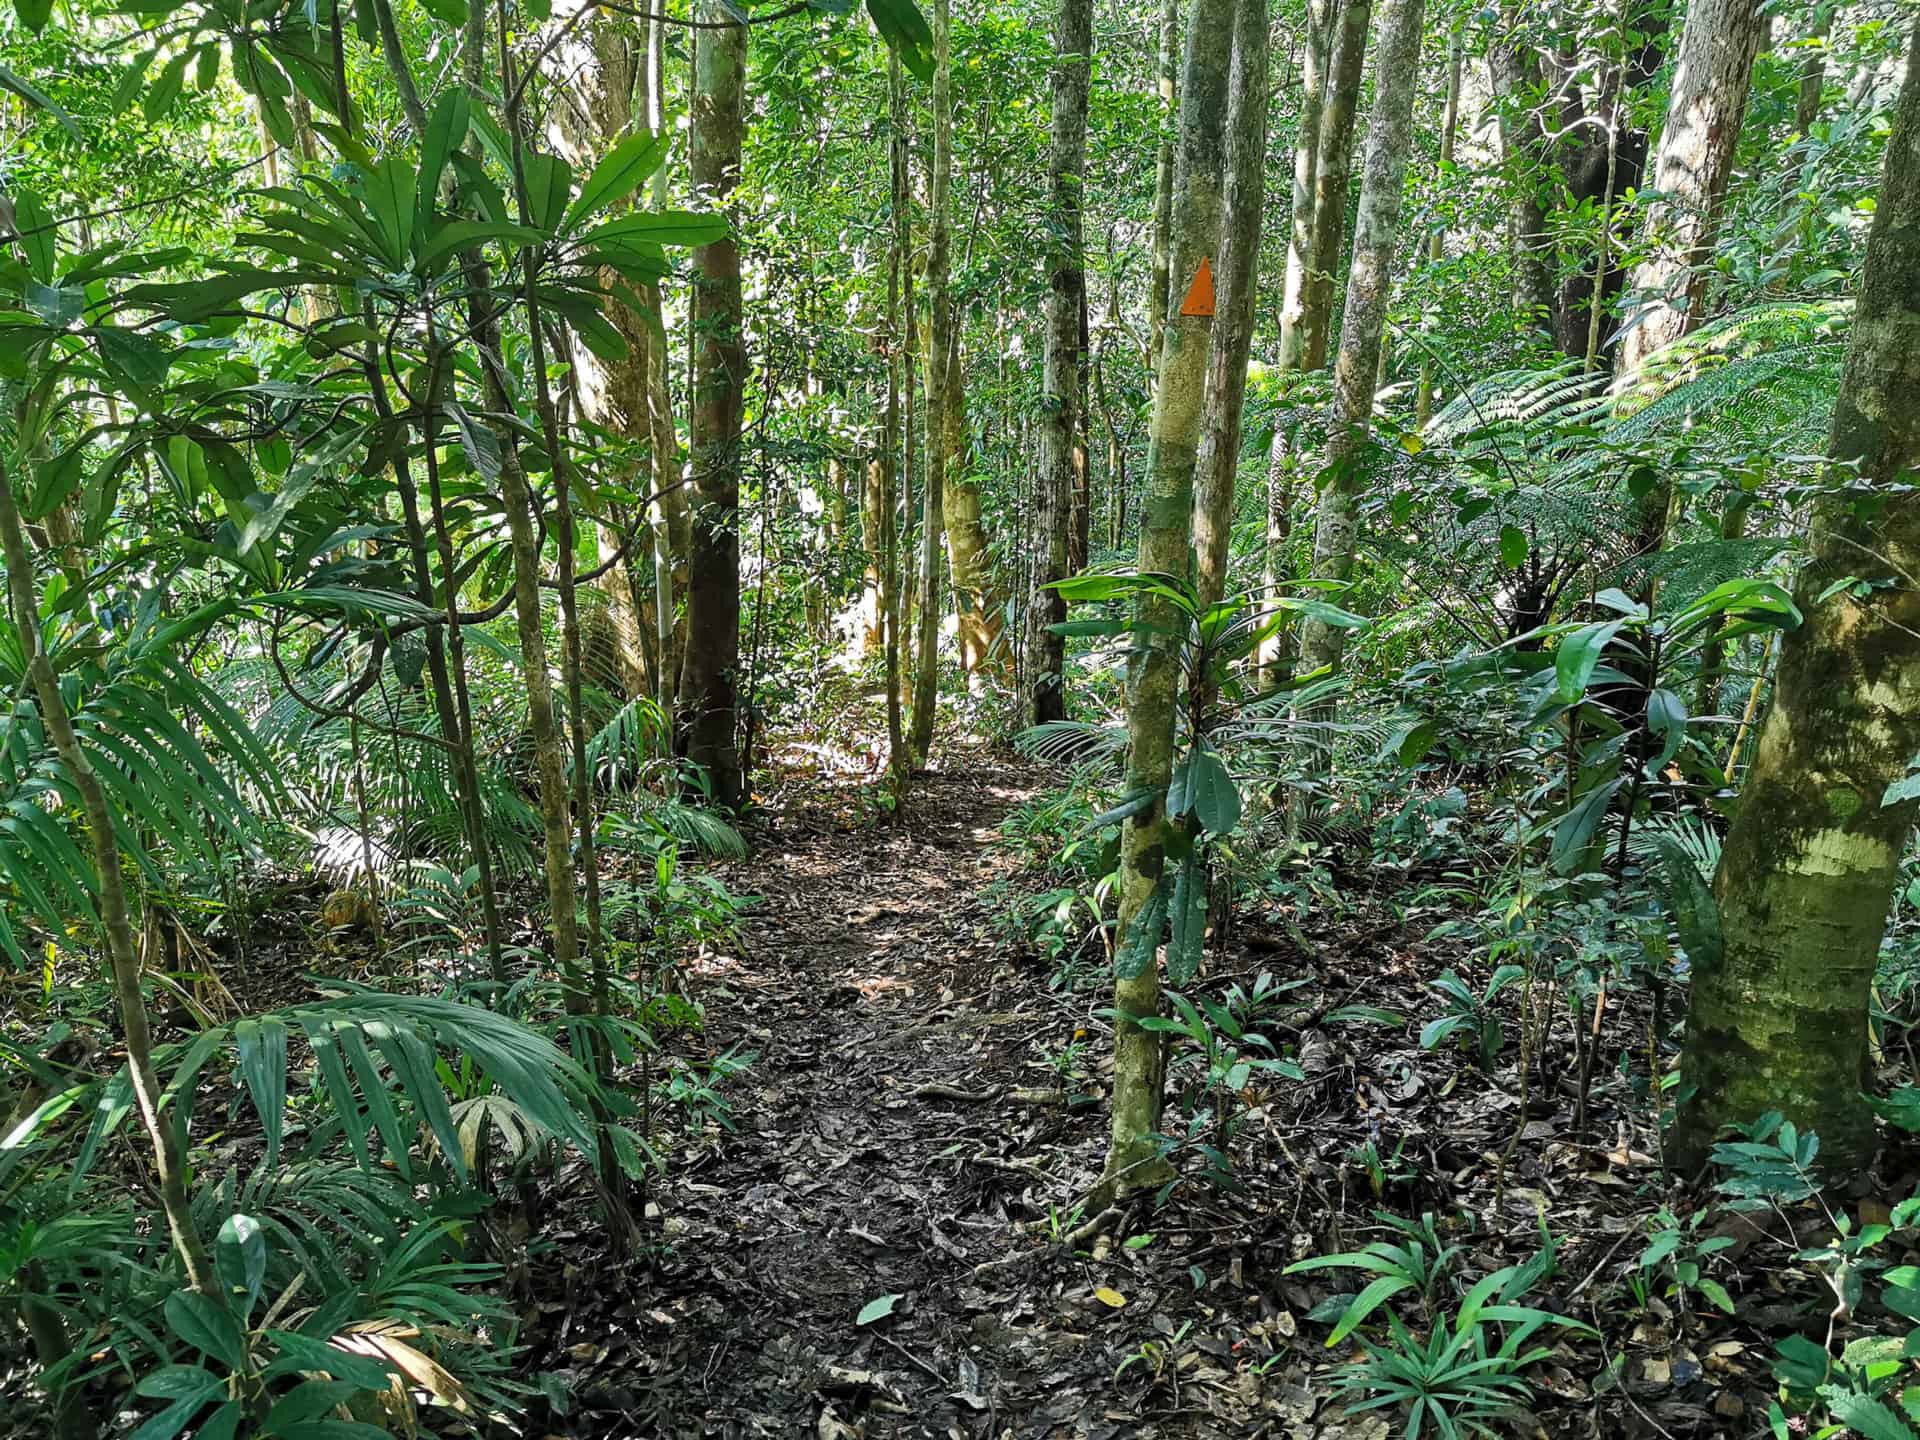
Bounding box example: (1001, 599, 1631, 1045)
(866, 0, 933, 80)
(565, 131, 667, 231)
(1555, 619, 1625, 704)
(522, 152, 575, 233)
(1648, 832, 1722, 969)
(1167, 849, 1206, 986)
(1498, 524, 1528, 569)
(1820, 1386, 1920, 1440)
(164, 1289, 246, 1370)
(16, 0, 52, 35)
(1327, 1274, 1413, 1346)
(1114, 881, 1170, 981)
(10, 190, 56, 282)
(415, 88, 471, 236)
(145, 50, 192, 122)
(1550, 776, 1624, 874)
(232, 1017, 288, 1169)
(216, 1213, 269, 1320)
(0, 65, 81, 140)
(578, 208, 728, 249)
(856, 1292, 901, 1325)
(1186, 748, 1241, 836)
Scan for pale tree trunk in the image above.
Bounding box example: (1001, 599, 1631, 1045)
(1414, 26, 1464, 427)
(678, 0, 747, 808)
(1191, 0, 1270, 610)
(1147, 0, 1180, 381)
(1297, 0, 1373, 373)
(1101, 0, 1235, 1199)
(0, 462, 214, 1297)
(1027, 0, 1094, 727)
(646, 5, 688, 714)
(941, 323, 1005, 679)
(909, 0, 954, 763)
(1256, 425, 1295, 685)
(1674, 20, 1920, 1172)
(1620, 0, 1764, 562)
(1275, 0, 1331, 373)
(1295, 0, 1427, 684)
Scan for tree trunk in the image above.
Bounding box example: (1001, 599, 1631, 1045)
(1674, 20, 1920, 1172)
(1797, 3, 1832, 134)
(1191, 0, 1269, 610)
(1414, 26, 1463, 427)
(1297, 0, 1373, 373)
(1147, 0, 1181, 381)
(1257, 425, 1296, 686)
(909, 0, 955, 763)
(678, 0, 747, 808)
(941, 323, 1004, 679)
(884, 51, 910, 792)
(1276, 0, 1331, 375)
(0, 461, 215, 1297)
(1488, 14, 1557, 331)
(1295, 0, 1427, 683)
(1027, 0, 1094, 728)
(1101, 0, 1234, 1198)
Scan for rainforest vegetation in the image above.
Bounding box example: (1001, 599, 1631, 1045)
(2, 0, 1920, 1431)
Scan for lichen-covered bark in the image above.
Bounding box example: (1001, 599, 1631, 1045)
(909, 0, 955, 762)
(1147, 0, 1180, 381)
(1619, 0, 1764, 374)
(1274, 0, 1330, 375)
(1103, 0, 1234, 1196)
(678, 0, 747, 808)
(1296, 0, 1426, 681)
(1027, 0, 1093, 727)
(1296, 0, 1372, 373)
(1191, 0, 1269, 610)
(1674, 19, 1920, 1173)
(1414, 26, 1463, 426)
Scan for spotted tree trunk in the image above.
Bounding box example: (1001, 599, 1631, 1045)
(1673, 18, 1920, 1173)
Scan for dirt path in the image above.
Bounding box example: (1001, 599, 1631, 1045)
(541, 758, 1147, 1437)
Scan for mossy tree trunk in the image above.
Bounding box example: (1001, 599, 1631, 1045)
(1673, 18, 1920, 1174)
(1027, 0, 1094, 727)
(1295, 0, 1427, 684)
(1192, 0, 1269, 611)
(1274, 0, 1331, 375)
(1295, 0, 1372, 374)
(678, 0, 748, 808)
(1146, 0, 1180, 383)
(1102, 0, 1234, 1198)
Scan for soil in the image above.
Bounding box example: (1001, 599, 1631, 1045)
(511, 750, 1805, 1440)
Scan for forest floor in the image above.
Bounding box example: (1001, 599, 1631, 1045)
(511, 745, 1821, 1440)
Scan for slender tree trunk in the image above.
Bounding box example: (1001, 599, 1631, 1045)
(678, 0, 747, 807)
(884, 52, 910, 791)
(1414, 26, 1463, 426)
(1192, 0, 1270, 610)
(1101, 0, 1235, 1198)
(941, 323, 1004, 678)
(1028, 0, 1094, 728)
(1298, 0, 1373, 373)
(1257, 425, 1296, 685)
(0, 463, 215, 1296)
(1276, 0, 1331, 373)
(1674, 21, 1920, 1172)
(1797, 2, 1832, 134)
(1295, 0, 1428, 684)
(909, 0, 954, 763)
(1147, 0, 1181, 380)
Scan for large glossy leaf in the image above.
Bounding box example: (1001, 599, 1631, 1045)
(565, 132, 668, 231)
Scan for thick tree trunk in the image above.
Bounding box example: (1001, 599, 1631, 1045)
(1027, 0, 1093, 727)
(1147, 0, 1181, 381)
(1191, 0, 1270, 610)
(1295, 0, 1427, 682)
(1674, 21, 1920, 1172)
(1275, 0, 1332, 374)
(678, 0, 747, 808)
(1297, 0, 1373, 374)
(1102, 0, 1234, 1198)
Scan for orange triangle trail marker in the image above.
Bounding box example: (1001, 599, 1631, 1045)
(1179, 256, 1216, 317)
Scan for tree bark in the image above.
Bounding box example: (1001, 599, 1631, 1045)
(941, 322, 1004, 678)
(1796, 3, 1832, 134)
(678, 0, 747, 808)
(1295, 0, 1427, 683)
(1414, 25, 1463, 427)
(1147, 0, 1181, 382)
(909, 0, 955, 762)
(1297, 0, 1373, 374)
(1674, 20, 1920, 1172)
(1027, 0, 1094, 727)
(1275, 0, 1332, 374)
(1191, 0, 1269, 610)
(1101, 0, 1234, 1198)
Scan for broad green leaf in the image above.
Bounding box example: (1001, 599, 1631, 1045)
(415, 88, 471, 235)
(216, 1213, 269, 1320)
(565, 131, 668, 231)
(866, 0, 933, 79)
(1555, 619, 1625, 704)
(1114, 880, 1170, 981)
(856, 1293, 902, 1325)
(522, 152, 575, 232)
(164, 1289, 246, 1370)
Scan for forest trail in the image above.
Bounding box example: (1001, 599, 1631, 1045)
(536, 754, 1179, 1438)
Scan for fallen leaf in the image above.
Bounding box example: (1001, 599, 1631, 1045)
(1094, 1286, 1127, 1308)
